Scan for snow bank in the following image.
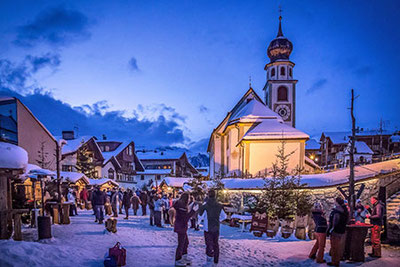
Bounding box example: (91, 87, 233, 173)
(0, 142, 28, 170)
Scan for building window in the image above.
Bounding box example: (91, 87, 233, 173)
(128, 145, 133, 156)
(108, 168, 114, 179)
(156, 175, 161, 180)
(289, 68, 292, 77)
(280, 67, 285, 76)
(271, 68, 275, 77)
(0, 99, 18, 144)
(277, 86, 288, 102)
(62, 165, 74, 172)
(141, 175, 145, 180)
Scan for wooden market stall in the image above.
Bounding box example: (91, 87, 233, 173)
(0, 142, 28, 240)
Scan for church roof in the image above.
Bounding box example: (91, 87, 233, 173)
(242, 119, 309, 141)
(229, 98, 282, 125)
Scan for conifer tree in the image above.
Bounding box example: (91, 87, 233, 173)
(76, 144, 96, 178)
(187, 176, 206, 201)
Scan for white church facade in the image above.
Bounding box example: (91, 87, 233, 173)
(208, 16, 314, 178)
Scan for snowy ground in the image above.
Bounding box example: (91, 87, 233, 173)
(1, 210, 400, 267)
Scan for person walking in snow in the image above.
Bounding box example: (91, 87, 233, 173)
(122, 191, 131, 219)
(148, 196, 155, 226)
(162, 194, 170, 224)
(67, 189, 78, 216)
(327, 197, 348, 267)
(309, 202, 328, 264)
(140, 190, 148, 216)
(131, 193, 141, 215)
(92, 187, 107, 224)
(198, 190, 226, 266)
(80, 187, 89, 209)
(110, 188, 119, 217)
(173, 192, 198, 267)
(154, 194, 165, 227)
(118, 189, 124, 214)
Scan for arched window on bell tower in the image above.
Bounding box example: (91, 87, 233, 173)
(280, 66, 285, 76)
(271, 68, 275, 78)
(277, 86, 288, 102)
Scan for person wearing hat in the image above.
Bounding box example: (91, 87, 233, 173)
(354, 199, 369, 224)
(327, 197, 349, 266)
(366, 196, 384, 258)
(309, 202, 328, 263)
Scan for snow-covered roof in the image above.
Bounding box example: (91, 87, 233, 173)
(137, 150, 185, 160)
(0, 142, 28, 170)
(306, 139, 320, 150)
(229, 98, 282, 125)
(242, 119, 309, 140)
(345, 141, 374, 155)
(137, 169, 172, 175)
(161, 177, 191, 187)
(98, 141, 131, 163)
(218, 158, 400, 189)
(322, 132, 349, 145)
(56, 136, 93, 155)
(60, 171, 89, 184)
(88, 178, 119, 187)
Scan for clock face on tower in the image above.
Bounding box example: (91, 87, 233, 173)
(274, 104, 291, 121)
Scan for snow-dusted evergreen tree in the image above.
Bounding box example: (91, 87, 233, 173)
(292, 166, 313, 216)
(36, 141, 51, 169)
(256, 140, 308, 220)
(76, 144, 96, 178)
(187, 176, 206, 201)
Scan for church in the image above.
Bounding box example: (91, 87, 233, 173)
(208, 16, 316, 178)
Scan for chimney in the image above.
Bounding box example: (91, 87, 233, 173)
(62, 130, 75, 140)
(102, 134, 107, 140)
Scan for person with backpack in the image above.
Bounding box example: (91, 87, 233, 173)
(309, 202, 328, 264)
(367, 196, 384, 258)
(327, 197, 349, 267)
(198, 190, 226, 266)
(173, 192, 198, 267)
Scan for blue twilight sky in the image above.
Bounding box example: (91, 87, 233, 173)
(0, 0, 399, 149)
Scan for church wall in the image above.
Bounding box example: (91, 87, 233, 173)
(248, 140, 303, 176)
(227, 127, 241, 176)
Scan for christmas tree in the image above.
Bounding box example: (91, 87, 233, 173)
(187, 176, 206, 201)
(76, 144, 96, 178)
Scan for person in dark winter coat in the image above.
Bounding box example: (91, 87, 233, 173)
(148, 196, 155, 226)
(140, 191, 148, 215)
(327, 197, 349, 267)
(354, 199, 369, 223)
(131, 193, 141, 215)
(367, 196, 384, 258)
(309, 202, 328, 263)
(122, 191, 131, 219)
(198, 190, 226, 266)
(92, 187, 107, 224)
(110, 188, 119, 217)
(173, 192, 198, 267)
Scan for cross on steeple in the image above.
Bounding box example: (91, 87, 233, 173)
(278, 5, 283, 18)
(277, 5, 283, 37)
(249, 75, 252, 89)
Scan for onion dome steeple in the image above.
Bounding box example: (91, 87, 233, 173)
(267, 16, 293, 63)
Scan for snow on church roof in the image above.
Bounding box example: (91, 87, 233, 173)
(229, 98, 282, 125)
(242, 119, 309, 140)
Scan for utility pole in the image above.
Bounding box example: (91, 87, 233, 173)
(349, 89, 356, 218)
(56, 142, 61, 202)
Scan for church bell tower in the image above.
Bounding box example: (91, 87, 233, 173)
(263, 15, 297, 127)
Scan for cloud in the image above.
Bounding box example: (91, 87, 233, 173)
(0, 88, 186, 147)
(199, 105, 209, 113)
(0, 53, 61, 93)
(25, 53, 61, 73)
(128, 57, 139, 71)
(14, 6, 91, 47)
(306, 78, 328, 95)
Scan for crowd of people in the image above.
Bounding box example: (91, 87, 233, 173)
(309, 196, 385, 266)
(43, 184, 387, 267)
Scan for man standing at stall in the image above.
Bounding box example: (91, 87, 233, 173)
(367, 196, 384, 258)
